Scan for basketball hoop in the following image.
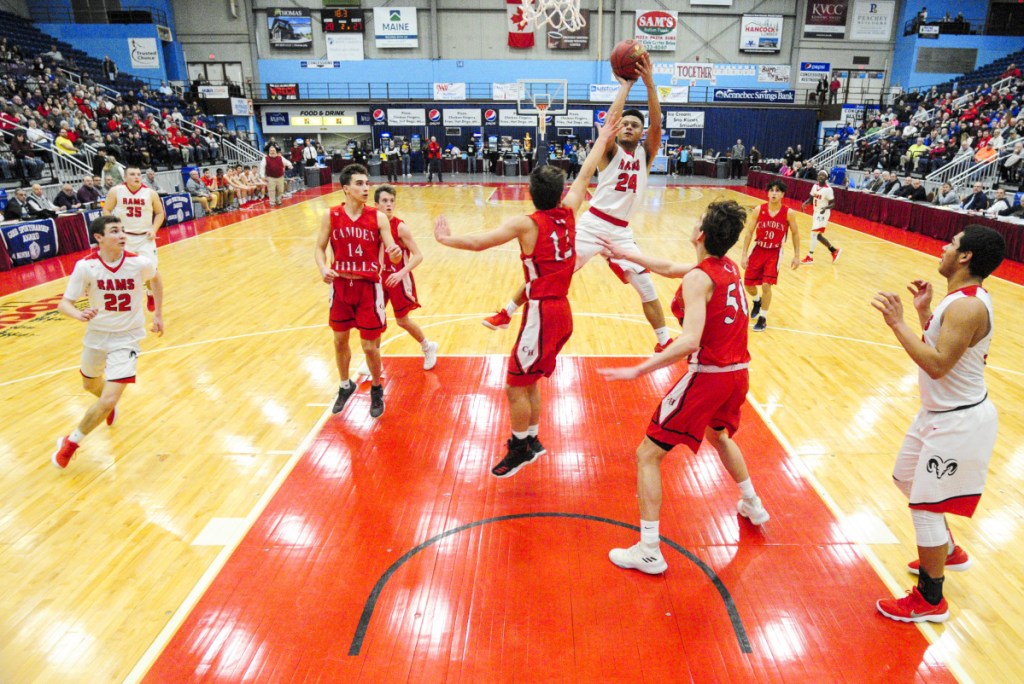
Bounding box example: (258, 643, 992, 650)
(520, 0, 586, 33)
(536, 102, 549, 139)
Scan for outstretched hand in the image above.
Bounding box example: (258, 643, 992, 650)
(634, 53, 654, 85)
(597, 235, 633, 262)
(907, 279, 933, 314)
(597, 365, 643, 382)
(872, 291, 905, 328)
(595, 110, 623, 143)
(433, 215, 451, 244)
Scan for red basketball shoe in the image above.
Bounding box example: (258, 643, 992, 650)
(654, 338, 674, 353)
(800, 255, 814, 265)
(831, 248, 843, 264)
(51, 436, 79, 469)
(876, 587, 949, 623)
(907, 545, 971, 575)
(483, 310, 511, 330)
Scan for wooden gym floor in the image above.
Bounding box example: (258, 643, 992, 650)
(0, 179, 1022, 683)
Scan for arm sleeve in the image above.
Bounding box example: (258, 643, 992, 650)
(64, 261, 88, 300)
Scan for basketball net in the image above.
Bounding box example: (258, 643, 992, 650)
(537, 103, 549, 139)
(520, 0, 585, 32)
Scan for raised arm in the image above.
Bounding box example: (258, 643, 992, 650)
(636, 54, 662, 164)
(563, 111, 622, 212)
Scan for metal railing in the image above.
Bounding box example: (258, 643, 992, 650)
(944, 143, 1015, 189)
(806, 120, 897, 170)
(91, 81, 264, 165)
(927, 137, 1012, 186)
(6, 121, 92, 184)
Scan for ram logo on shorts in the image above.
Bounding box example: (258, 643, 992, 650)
(926, 455, 958, 479)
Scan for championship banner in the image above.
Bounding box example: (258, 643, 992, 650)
(757, 65, 791, 83)
(666, 111, 705, 129)
(849, 0, 895, 41)
(553, 110, 594, 127)
(713, 88, 796, 104)
(588, 84, 619, 102)
(268, 8, 313, 50)
(1, 219, 58, 267)
(492, 82, 523, 101)
(433, 83, 466, 101)
(799, 62, 831, 84)
(443, 109, 482, 126)
(547, 10, 589, 49)
(387, 108, 426, 126)
(804, 0, 848, 39)
(499, 110, 538, 127)
(507, 0, 534, 49)
(161, 194, 195, 227)
(267, 83, 299, 100)
(740, 14, 783, 53)
(657, 86, 689, 103)
(374, 7, 418, 48)
(635, 9, 677, 51)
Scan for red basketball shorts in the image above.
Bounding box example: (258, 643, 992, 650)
(647, 368, 749, 452)
(385, 271, 421, 319)
(329, 278, 387, 340)
(744, 247, 783, 286)
(506, 297, 573, 387)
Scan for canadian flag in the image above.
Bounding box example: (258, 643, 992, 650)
(507, 0, 534, 49)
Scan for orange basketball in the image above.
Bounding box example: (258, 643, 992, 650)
(610, 40, 647, 80)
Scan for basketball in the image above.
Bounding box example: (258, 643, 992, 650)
(610, 40, 647, 80)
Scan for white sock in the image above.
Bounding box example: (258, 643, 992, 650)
(947, 528, 955, 555)
(654, 327, 670, 345)
(421, 339, 432, 352)
(505, 300, 519, 316)
(527, 424, 539, 437)
(640, 519, 660, 548)
(512, 429, 529, 441)
(737, 478, 756, 499)
(70, 429, 85, 444)
(760, 309, 768, 319)
(340, 379, 353, 389)
(752, 296, 761, 306)
(808, 240, 817, 255)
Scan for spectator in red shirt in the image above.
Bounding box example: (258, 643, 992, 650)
(427, 136, 443, 183)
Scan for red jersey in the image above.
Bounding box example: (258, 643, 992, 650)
(754, 203, 789, 250)
(522, 206, 576, 300)
(670, 256, 750, 367)
(382, 215, 409, 274)
(329, 204, 383, 281)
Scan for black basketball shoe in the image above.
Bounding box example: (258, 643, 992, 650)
(491, 438, 536, 478)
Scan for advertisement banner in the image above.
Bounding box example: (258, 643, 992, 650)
(267, 83, 299, 100)
(849, 0, 895, 41)
(300, 60, 341, 68)
(918, 25, 939, 39)
(492, 82, 523, 101)
(673, 62, 716, 84)
(1, 219, 58, 267)
(634, 10, 677, 52)
(230, 97, 252, 116)
(553, 110, 594, 127)
(128, 38, 160, 69)
(374, 7, 418, 48)
(588, 84, 619, 102)
(547, 9, 589, 49)
(798, 61, 831, 84)
(326, 33, 364, 61)
(433, 83, 466, 101)
(161, 194, 195, 227)
(197, 85, 229, 98)
(387, 108, 425, 126)
(443, 109, 482, 126)
(268, 8, 313, 49)
(740, 14, 783, 53)
(666, 111, 705, 129)
(757, 65, 791, 83)
(264, 111, 290, 126)
(712, 88, 796, 104)
(804, 0, 848, 39)
(656, 86, 689, 103)
(499, 110, 538, 127)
